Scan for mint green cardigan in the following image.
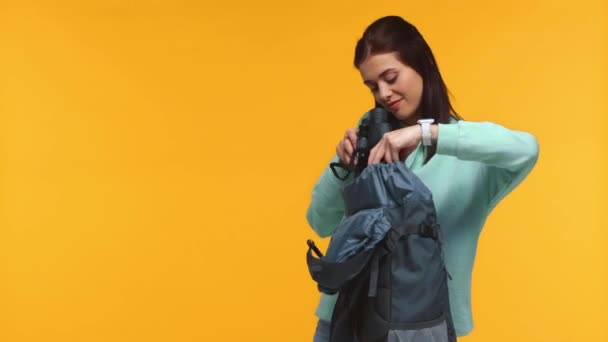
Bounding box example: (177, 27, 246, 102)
(306, 118, 539, 336)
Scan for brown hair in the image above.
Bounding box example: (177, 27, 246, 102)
(354, 16, 462, 163)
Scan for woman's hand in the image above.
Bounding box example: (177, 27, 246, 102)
(336, 128, 358, 165)
(368, 125, 422, 165)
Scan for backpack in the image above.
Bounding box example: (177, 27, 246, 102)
(306, 162, 457, 342)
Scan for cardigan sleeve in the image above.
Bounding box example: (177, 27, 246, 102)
(436, 120, 539, 209)
(305, 155, 352, 238)
(306, 112, 372, 237)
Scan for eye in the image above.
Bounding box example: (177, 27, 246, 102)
(366, 83, 378, 92)
(386, 73, 398, 83)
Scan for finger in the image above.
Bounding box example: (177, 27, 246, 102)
(398, 148, 408, 161)
(348, 141, 360, 165)
(374, 144, 386, 164)
(386, 142, 400, 164)
(346, 129, 358, 146)
(391, 147, 399, 164)
(369, 142, 384, 165)
(368, 144, 377, 165)
(384, 144, 393, 163)
(344, 139, 353, 157)
(336, 143, 349, 164)
(378, 140, 389, 164)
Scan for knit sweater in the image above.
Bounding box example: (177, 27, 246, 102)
(306, 118, 539, 336)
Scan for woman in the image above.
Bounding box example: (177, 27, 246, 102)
(307, 16, 539, 341)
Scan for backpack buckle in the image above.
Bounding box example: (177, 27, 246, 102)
(419, 224, 438, 239)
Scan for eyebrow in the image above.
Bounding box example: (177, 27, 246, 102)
(363, 68, 397, 85)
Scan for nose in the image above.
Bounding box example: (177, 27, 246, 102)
(377, 82, 392, 101)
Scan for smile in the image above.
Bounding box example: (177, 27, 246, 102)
(388, 99, 402, 110)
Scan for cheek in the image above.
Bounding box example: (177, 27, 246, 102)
(409, 79, 424, 103)
(372, 92, 383, 104)
(416, 77, 424, 97)
(402, 71, 423, 98)
(399, 76, 420, 98)
(415, 86, 424, 103)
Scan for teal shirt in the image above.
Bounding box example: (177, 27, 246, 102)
(306, 118, 539, 337)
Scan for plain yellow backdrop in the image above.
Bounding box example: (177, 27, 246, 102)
(1, 1, 606, 341)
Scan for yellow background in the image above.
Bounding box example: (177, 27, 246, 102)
(1, 1, 606, 341)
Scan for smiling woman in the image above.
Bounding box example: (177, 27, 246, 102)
(360, 52, 424, 124)
(306, 15, 540, 341)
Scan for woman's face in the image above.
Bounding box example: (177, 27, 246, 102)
(358, 52, 423, 124)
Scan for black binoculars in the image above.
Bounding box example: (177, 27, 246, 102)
(330, 107, 399, 180)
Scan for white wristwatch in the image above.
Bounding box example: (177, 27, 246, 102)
(417, 118, 435, 146)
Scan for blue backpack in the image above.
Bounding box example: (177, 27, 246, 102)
(306, 162, 457, 342)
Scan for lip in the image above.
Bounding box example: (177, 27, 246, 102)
(388, 99, 402, 110)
